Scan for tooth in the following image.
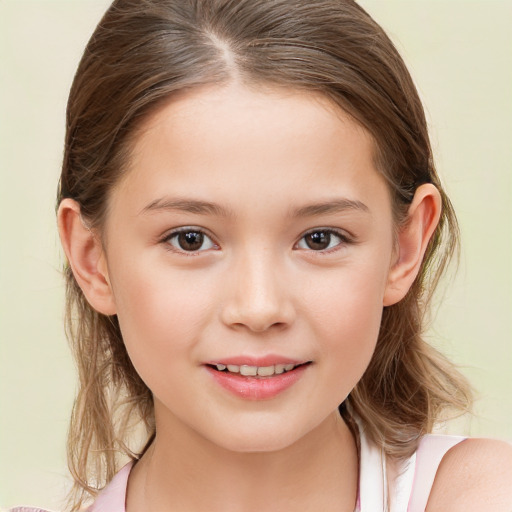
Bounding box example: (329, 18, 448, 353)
(284, 364, 295, 372)
(240, 365, 258, 376)
(275, 364, 285, 374)
(227, 365, 240, 373)
(216, 364, 226, 371)
(257, 365, 275, 377)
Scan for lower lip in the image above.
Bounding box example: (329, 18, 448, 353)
(205, 365, 309, 400)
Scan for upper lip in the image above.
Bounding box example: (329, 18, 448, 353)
(204, 355, 309, 367)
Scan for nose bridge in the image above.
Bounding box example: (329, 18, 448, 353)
(221, 245, 294, 332)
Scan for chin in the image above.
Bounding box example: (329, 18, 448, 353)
(204, 418, 313, 454)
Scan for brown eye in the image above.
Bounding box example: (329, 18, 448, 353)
(167, 230, 215, 252)
(178, 231, 204, 251)
(297, 230, 345, 251)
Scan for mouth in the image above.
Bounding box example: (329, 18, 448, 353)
(206, 362, 311, 378)
(204, 356, 312, 399)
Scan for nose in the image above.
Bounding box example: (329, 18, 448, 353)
(220, 250, 296, 333)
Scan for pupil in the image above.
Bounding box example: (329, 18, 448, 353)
(179, 231, 203, 251)
(306, 231, 330, 250)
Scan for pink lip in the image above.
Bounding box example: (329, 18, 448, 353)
(204, 358, 310, 401)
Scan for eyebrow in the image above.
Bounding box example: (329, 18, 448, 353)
(140, 197, 369, 218)
(140, 198, 235, 217)
(291, 198, 370, 217)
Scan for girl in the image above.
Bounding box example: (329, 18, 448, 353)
(11, 0, 512, 511)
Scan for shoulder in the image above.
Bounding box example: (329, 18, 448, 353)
(426, 437, 512, 511)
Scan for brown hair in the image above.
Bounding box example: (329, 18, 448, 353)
(59, 0, 471, 509)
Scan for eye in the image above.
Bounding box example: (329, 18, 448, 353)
(164, 228, 217, 253)
(296, 229, 348, 251)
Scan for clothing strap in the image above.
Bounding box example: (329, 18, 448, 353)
(357, 424, 387, 511)
(87, 462, 132, 512)
(407, 434, 466, 512)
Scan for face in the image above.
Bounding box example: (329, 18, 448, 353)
(100, 83, 397, 452)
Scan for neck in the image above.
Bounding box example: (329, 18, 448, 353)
(127, 411, 358, 512)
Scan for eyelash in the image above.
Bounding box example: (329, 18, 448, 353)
(296, 228, 353, 254)
(160, 227, 353, 255)
(161, 227, 219, 255)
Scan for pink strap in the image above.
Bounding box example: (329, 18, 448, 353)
(87, 461, 133, 512)
(407, 435, 466, 511)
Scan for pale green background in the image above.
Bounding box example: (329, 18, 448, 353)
(1, 0, 511, 509)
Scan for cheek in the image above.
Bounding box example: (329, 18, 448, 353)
(323, 288, 382, 366)
(109, 260, 215, 375)
(304, 257, 389, 388)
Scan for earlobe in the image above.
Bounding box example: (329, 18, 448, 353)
(57, 199, 116, 315)
(383, 184, 442, 306)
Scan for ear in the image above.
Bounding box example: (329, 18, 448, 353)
(383, 184, 442, 306)
(57, 198, 116, 315)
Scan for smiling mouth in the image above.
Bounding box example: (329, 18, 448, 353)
(207, 362, 311, 377)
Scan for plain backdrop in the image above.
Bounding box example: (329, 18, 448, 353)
(1, 0, 511, 509)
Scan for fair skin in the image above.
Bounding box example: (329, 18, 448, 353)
(427, 438, 512, 511)
(58, 84, 512, 511)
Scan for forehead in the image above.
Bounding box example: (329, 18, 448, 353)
(134, 83, 374, 158)
(112, 83, 389, 216)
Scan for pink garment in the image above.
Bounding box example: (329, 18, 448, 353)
(407, 435, 467, 511)
(8, 432, 465, 512)
(86, 463, 132, 512)
(8, 509, 55, 512)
